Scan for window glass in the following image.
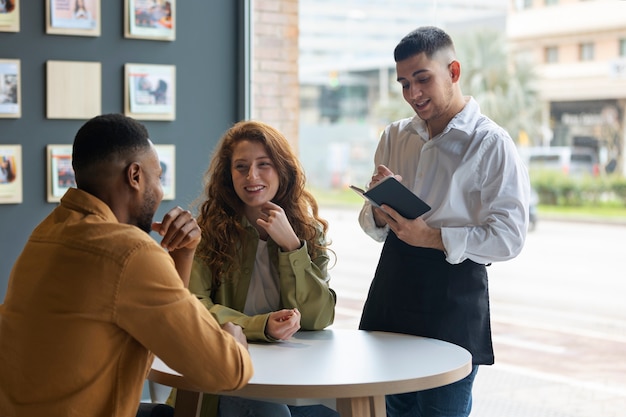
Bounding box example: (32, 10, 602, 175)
(545, 46, 558, 63)
(579, 42, 594, 61)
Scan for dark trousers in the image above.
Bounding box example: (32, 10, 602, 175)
(136, 403, 175, 417)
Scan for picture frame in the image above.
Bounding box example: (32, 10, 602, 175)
(46, 144, 76, 203)
(0, 0, 19, 32)
(124, 63, 176, 121)
(0, 59, 20, 118)
(154, 144, 175, 200)
(46, 0, 100, 37)
(46, 60, 101, 120)
(124, 0, 174, 41)
(0, 144, 22, 204)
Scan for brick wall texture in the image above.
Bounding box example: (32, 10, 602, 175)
(251, 0, 300, 151)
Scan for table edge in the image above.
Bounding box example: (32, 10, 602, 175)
(148, 358, 473, 399)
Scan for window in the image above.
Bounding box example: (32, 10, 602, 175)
(579, 42, 594, 61)
(544, 0, 558, 5)
(620, 39, 626, 57)
(514, 0, 533, 10)
(545, 46, 558, 63)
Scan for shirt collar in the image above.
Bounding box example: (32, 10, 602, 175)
(60, 188, 119, 224)
(408, 96, 480, 140)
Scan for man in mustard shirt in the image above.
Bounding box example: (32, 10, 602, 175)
(0, 113, 253, 417)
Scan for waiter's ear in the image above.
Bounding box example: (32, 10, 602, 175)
(448, 60, 461, 83)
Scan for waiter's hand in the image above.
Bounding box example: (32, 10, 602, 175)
(380, 204, 444, 251)
(368, 164, 402, 189)
(369, 165, 403, 227)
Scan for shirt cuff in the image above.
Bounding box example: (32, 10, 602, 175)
(441, 226, 467, 264)
(359, 204, 389, 242)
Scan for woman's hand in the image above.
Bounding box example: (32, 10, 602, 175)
(256, 201, 301, 252)
(265, 308, 301, 340)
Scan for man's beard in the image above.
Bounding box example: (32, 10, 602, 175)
(137, 188, 157, 234)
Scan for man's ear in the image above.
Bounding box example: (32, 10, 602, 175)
(449, 60, 461, 82)
(127, 162, 142, 191)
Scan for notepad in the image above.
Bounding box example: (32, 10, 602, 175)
(350, 176, 431, 219)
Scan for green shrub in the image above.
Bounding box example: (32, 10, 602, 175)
(530, 171, 626, 207)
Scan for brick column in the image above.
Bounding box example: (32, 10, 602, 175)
(251, 0, 300, 151)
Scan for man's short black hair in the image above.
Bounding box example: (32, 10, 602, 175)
(394, 26, 455, 62)
(72, 113, 151, 174)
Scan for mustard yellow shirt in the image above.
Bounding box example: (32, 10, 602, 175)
(0, 188, 253, 417)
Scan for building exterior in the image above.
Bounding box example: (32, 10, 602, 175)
(507, 0, 626, 176)
(297, 0, 508, 188)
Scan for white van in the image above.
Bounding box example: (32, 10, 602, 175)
(518, 146, 599, 177)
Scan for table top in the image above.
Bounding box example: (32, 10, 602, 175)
(149, 328, 472, 400)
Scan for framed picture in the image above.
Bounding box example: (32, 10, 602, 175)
(0, 144, 22, 204)
(124, 0, 174, 41)
(0, 0, 19, 32)
(0, 59, 20, 118)
(124, 63, 176, 121)
(46, 0, 100, 37)
(155, 144, 175, 200)
(47, 144, 76, 203)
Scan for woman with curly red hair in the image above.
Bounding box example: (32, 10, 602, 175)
(189, 120, 338, 417)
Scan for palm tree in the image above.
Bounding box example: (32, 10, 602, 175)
(454, 28, 542, 145)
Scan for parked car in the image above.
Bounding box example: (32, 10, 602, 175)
(518, 146, 600, 177)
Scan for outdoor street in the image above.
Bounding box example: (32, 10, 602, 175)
(321, 206, 626, 417)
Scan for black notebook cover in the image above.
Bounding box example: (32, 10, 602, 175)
(350, 176, 431, 219)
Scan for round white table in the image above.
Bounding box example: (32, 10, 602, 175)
(149, 328, 472, 417)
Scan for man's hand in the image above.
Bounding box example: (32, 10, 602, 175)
(222, 322, 248, 349)
(368, 164, 402, 189)
(369, 165, 403, 228)
(266, 308, 301, 340)
(151, 206, 201, 252)
(151, 207, 201, 287)
(380, 204, 444, 251)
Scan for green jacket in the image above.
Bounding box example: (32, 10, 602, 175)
(188, 217, 336, 342)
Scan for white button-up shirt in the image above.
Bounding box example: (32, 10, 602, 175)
(359, 97, 530, 265)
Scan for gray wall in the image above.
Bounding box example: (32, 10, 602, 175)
(0, 2, 245, 302)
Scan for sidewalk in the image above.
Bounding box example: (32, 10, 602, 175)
(323, 206, 626, 417)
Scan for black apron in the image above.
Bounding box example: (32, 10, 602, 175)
(359, 231, 494, 365)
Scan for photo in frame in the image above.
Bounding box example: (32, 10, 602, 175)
(46, 0, 100, 37)
(154, 144, 175, 200)
(47, 144, 76, 203)
(0, 59, 20, 118)
(125, 0, 174, 41)
(124, 63, 175, 121)
(0, 144, 22, 204)
(0, 0, 19, 32)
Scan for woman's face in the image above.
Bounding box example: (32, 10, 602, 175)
(230, 140, 279, 210)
